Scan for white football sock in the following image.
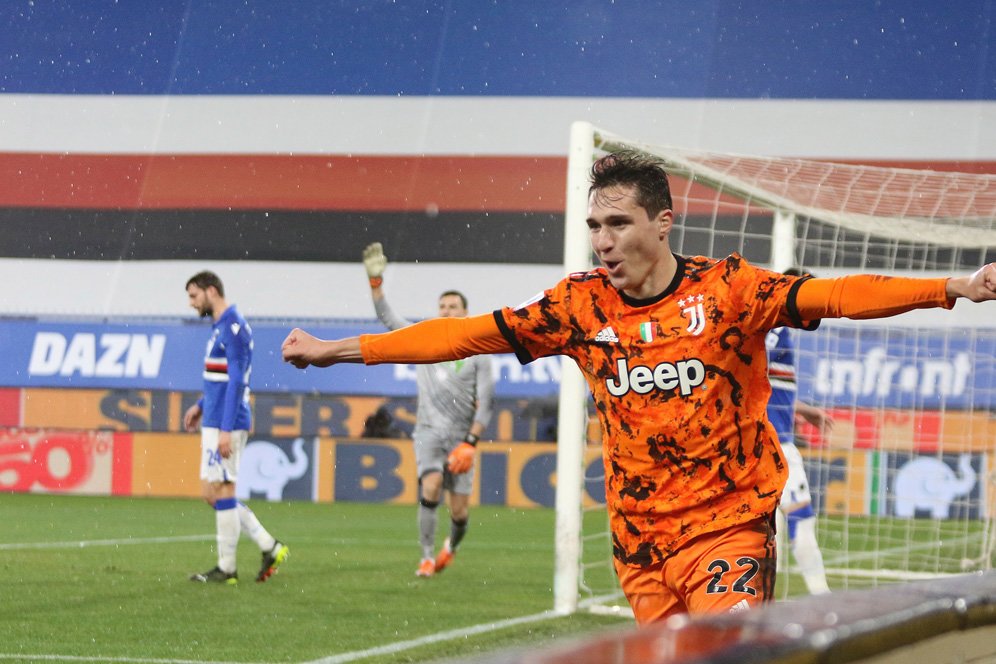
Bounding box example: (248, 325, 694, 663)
(215, 501, 240, 574)
(792, 517, 831, 595)
(238, 501, 277, 553)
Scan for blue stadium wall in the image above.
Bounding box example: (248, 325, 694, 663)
(3, 2, 992, 98)
(1, 1, 994, 266)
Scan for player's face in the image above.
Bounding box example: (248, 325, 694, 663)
(187, 284, 213, 318)
(587, 184, 673, 298)
(437, 294, 467, 318)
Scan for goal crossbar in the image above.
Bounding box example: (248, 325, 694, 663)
(595, 130, 996, 248)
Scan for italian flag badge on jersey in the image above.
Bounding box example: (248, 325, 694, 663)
(639, 322, 654, 342)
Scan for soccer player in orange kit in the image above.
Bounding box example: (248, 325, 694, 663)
(282, 151, 996, 624)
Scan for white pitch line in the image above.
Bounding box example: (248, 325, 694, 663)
(0, 656, 265, 664)
(0, 610, 587, 664)
(0, 534, 213, 550)
(0, 534, 552, 553)
(302, 609, 567, 664)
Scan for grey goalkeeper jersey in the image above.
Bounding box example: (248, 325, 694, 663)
(374, 296, 494, 435)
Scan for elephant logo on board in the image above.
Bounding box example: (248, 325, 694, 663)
(893, 454, 976, 519)
(237, 437, 309, 501)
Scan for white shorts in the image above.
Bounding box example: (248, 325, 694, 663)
(779, 442, 812, 511)
(199, 428, 248, 484)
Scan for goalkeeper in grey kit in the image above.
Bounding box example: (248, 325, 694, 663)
(363, 242, 495, 577)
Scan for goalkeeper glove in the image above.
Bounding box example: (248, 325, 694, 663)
(447, 434, 478, 474)
(363, 242, 388, 288)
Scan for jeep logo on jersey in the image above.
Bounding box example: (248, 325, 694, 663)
(605, 357, 707, 397)
(28, 332, 166, 378)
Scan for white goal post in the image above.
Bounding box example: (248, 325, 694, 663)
(554, 121, 996, 613)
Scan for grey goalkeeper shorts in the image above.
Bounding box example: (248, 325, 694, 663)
(413, 426, 474, 496)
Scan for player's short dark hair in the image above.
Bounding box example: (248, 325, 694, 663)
(783, 267, 816, 278)
(439, 290, 467, 309)
(186, 270, 225, 297)
(589, 149, 673, 218)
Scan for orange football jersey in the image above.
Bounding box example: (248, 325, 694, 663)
(495, 254, 817, 568)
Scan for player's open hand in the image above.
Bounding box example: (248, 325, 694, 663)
(183, 404, 202, 432)
(363, 242, 388, 279)
(447, 442, 476, 474)
(218, 431, 233, 458)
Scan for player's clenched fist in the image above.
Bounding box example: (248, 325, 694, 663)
(281, 328, 324, 368)
(282, 328, 315, 368)
(945, 263, 996, 302)
(970, 263, 996, 301)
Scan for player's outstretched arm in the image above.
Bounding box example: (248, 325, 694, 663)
(281, 329, 364, 369)
(282, 313, 512, 370)
(796, 262, 995, 320)
(946, 263, 996, 302)
(362, 313, 512, 364)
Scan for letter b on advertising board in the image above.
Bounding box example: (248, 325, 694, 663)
(334, 443, 407, 502)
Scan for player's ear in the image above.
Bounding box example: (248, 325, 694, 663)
(657, 209, 674, 239)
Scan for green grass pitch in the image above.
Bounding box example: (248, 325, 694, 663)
(0, 494, 628, 663)
(3, 493, 986, 662)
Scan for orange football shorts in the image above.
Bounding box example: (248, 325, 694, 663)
(614, 514, 777, 625)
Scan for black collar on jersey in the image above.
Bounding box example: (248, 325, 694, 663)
(617, 254, 687, 308)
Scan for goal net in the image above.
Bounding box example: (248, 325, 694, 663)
(554, 121, 996, 613)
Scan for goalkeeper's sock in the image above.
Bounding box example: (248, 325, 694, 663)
(238, 501, 277, 553)
(215, 497, 240, 575)
(418, 498, 439, 561)
(448, 517, 468, 552)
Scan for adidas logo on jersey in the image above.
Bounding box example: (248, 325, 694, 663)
(728, 599, 751, 613)
(594, 327, 619, 343)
